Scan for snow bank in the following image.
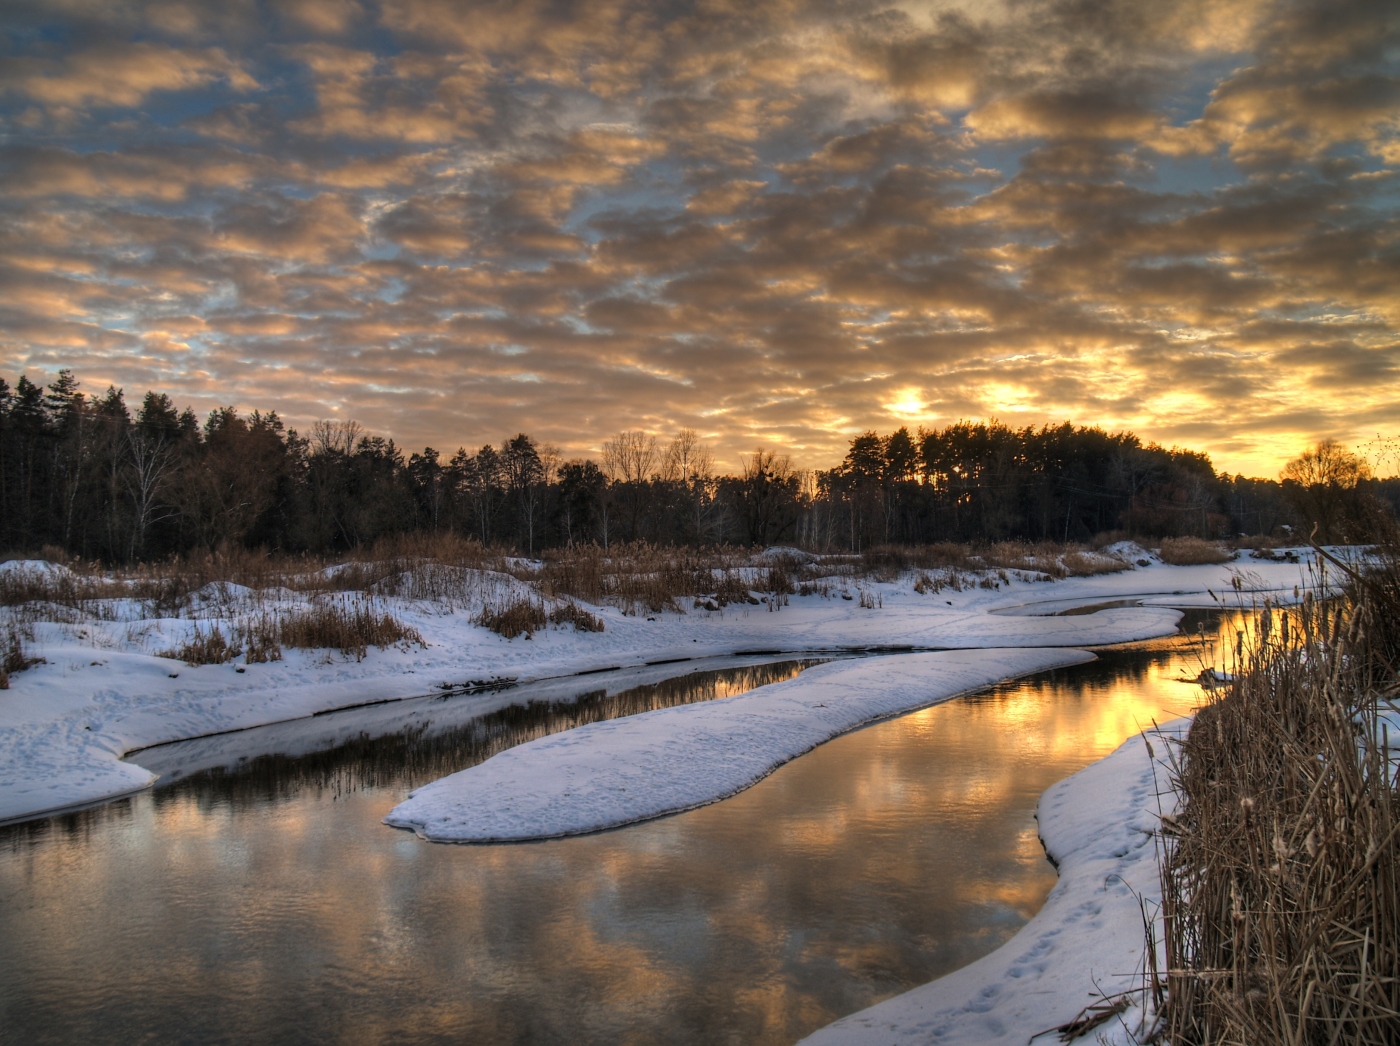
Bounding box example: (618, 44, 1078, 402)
(800, 722, 1183, 1046)
(0, 555, 1316, 825)
(384, 649, 1097, 842)
(0, 558, 76, 579)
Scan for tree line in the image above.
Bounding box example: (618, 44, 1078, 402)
(0, 370, 1393, 562)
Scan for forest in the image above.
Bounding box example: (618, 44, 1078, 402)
(1, 370, 1394, 562)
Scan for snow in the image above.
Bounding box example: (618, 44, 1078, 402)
(801, 721, 1184, 1046)
(0, 551, 1318, 827)
(383, 649, 1098, 842)
(0, 558, 76, 579)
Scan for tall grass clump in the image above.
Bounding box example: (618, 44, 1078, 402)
(476, 597, 547, 639)
(274, 596, 424, 660)
(1158, 536, 1234, 565)
(166, 621, 239, 665)
(1160, 539, 1399, 1044)
(548, 601, 605, 633)
(537, 542, 744, 615)
(0, 624, 45, 688)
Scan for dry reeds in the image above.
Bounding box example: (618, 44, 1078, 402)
(165, 622, 239, 665)
(537, 542, 747, 615)
(272, 596, 424, 659)
(1159, 536, 1234, 565)
(476, 598, 547, 639)
(160, 597, 422, 664)
(548, 601, 605, 633)
(861, 541, 1131, 580)
(0, 624, 45, 688)
(1159, 548, 1400, 1043)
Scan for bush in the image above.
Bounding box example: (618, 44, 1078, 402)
(1160, 554, 1399, 1043)
(1158, 536, 1233, 565)
(239, 615, 284, 663)
(476, 598, 546, 639)
(712, 570, 757, 606)
(165, 622, 238, 665)
(276, 597, 423, 659)
(548, 601, 605, 633)
(0, 625, 45, 688)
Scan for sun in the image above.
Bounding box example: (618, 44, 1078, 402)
(884, 389, 927, 418)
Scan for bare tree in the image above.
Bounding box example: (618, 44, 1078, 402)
(1282, 439, 1372, 488)
(730, 447, 803, 546)
(1282, 439, 1375, 543)
(537, 442, 561, 486)
(602, 430, 658, 484)
(662, 428, 713, 484)
(310, 419, 362, 458)
(126, 429, 176, 560)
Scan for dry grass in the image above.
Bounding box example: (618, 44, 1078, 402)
(476, 598, 547, 639)
(160, 596, 422, 664)
(272, 596, 424, 660)
(861, 541, 1131, 581)
(548, 601, 605, 633)
(165, 622, 239, 665)
(1159, 545, 1400, 1043)
(1062, 549, 1133, 576)
(1158, 536, 1234, 565)
(537, 542, 751, 615)
(0, 624, 45, 688)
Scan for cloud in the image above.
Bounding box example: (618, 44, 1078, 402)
(3, 42, 254, 112)
(0, 0, 1395, 477)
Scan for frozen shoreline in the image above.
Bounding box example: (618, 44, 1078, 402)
(0, 552, 1314, 824)
(384, 648, 1099, 841)
(802, 722, 1183, 1046)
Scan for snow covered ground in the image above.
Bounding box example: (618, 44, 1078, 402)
(0, 546, 1336, 1045)
(801, 722, 1183, 1046)
(0, 548, 1317, 827)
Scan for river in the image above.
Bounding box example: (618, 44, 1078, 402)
(0, 612, 1229, 1045)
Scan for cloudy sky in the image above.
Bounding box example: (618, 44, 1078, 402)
(1, 0, 1397, 476)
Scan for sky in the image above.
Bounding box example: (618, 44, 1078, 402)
(1, 0, 1397, 478)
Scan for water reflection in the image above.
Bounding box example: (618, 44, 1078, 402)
(0, 614, 1239, 1046)
(136, 658, 822, 810)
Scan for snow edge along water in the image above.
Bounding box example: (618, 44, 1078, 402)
(1, 550, 1323, 825)
(800, 721, 1184, 1046)
(383, 649, 1099, 843)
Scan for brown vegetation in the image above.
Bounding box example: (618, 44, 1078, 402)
(0, 625, 45, 688)
(161, 596, 422, 664)
(165, 622, 239, 665)
(1158, 537, 1234, 565)
(476, 598, 547, 640)
(272, 597, 424, 660)
(1160, 542, 1400, 1043)
(548, 601, 605, 633)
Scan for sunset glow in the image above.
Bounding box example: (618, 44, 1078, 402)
(2, 0, 1397, 474)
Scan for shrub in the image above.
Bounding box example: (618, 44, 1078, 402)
(548, 601, 605, 633)
(164, 621, 239, 665)
(476, 598, 547, 639)
(0, 625, 45, 688)
(1060, 550, 1132, 576)
(276, 597, 424, 659)
(760, 563, 795, 596)
(712, 570, 757, 606)
(1158, 536, 1233, 565)
(1160, 550, 1398, 1043)
(239, 614, 284, 663)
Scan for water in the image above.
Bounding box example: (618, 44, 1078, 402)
(0, 614, 1231, 1045)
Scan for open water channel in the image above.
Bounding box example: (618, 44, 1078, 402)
(0, 611, 1233, 1045)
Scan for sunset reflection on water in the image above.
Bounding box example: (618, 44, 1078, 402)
(0, 614, 1236, 1045)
